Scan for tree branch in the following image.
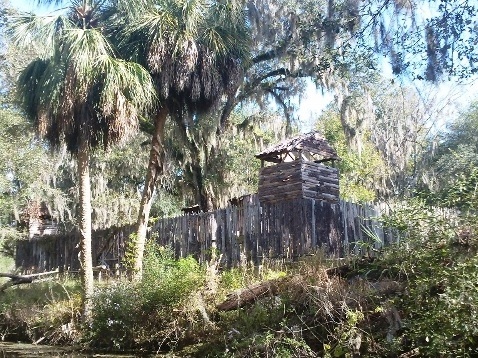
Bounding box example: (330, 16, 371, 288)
(251, 42, 289, 65)
(265, 88, 293, 135)
(217, 66, 310, 133)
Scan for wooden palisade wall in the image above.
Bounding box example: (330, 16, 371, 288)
(16, 225, 134, 274)
(16, 196, 396, 273)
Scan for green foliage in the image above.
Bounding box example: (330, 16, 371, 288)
(323, 309, 364, 358)
(122, 232, 139, 272)
(141, 243, 204, 307)
(0, 279, 82, 343)
(89, 243, 205, 350)
(89, 281, 140, 349)
(0, 97, 67, 251)
(430, 145, 478, 210)
(0, 101, 50, 218)
(221, 329, 316, 358)
(89, 135, 151, 229)
(317, 109, 384, 202)
(0, 254, 13, 273)
(424, 102, 478, 209)
(403, 254, 478, 356)
(442, 166, 478, 209)
(163, 111, 273, 209)
(380, 200, 478, 357)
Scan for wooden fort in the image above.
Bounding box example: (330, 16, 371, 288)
(255, 132, 340, 204)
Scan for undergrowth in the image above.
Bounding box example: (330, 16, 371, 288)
(1, 202, 478, 357)
(0, 278, 82, 343)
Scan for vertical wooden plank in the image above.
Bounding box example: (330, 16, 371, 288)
(244, 201, 251, 263)
(253, 200, 259, 265)
(283, 201, 290, 260)
(311, 199, 316, 249)
(233, 203, 238, 266)
(272, 201, 278, 259)
(225, 205, 232, 268)
(290, 200, 296, 260)
(181, 215, 186, 256)
(302, 199, 308, 254)
(179, 215, 184, 258)
(200, 213, 206, 264)
(331, 202, 341, 257)
(340, 200, 347, 254)
(292, 200, 299, 260)
(206, 213, 212, 263)
(210, 213, 218, 263)
(220, 209, 226, 261)
(187, 216, 192, 257)
(194, 214, 200, 260)
(279, 201, 285, 259)
(258, 203, 265, 264)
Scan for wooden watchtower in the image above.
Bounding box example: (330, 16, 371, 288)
(255, 132, 340, 204)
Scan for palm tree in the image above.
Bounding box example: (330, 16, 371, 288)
(10, 0, 155, 320)
(115, 0, 250, 279)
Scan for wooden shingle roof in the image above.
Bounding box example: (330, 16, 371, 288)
(255, 131, 339, 163)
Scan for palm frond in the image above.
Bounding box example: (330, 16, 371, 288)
(113, 0, 156, 17)
(96, 55, 156, 118)
(204, 0, 250, 60)
(16, 58, 50, 120)
(202, 27, 229, 57)
(8, 13, 73, 58)
(181, 0, 206, 37)
(131, 10, 178, 44)
(15, 3, 157, 154)
(62, 28, 113, 88)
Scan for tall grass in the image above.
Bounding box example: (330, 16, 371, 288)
(0, 254, 13, 273)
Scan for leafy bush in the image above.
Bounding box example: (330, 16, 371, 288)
(89, 242, 206, 351)
(89, 281, 140, 349)
(141, 243, 205, 308)
(381, 200, 478, 357)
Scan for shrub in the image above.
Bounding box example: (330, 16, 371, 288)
(141, 243, 205, 308)
(89, 242, 206, 351)
(380, 200, 478, 357)
(89, 281, 140, 350)
(222, 330, 316, 358)
(0, 279, 81, 344)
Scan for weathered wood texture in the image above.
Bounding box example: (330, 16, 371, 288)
(255, 131, 340, 163)
(258, 159, 339, 204)
(15, 197, 397, 273)
(16, 225, 134, 273)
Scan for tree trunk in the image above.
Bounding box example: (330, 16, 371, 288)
(77, 141, 94, 322)
(216, 279, 282, 311)
(190, 163, 210, 212)
(133, 107, 168, 280)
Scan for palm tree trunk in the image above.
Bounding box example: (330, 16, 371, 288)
(77, 140, 94, 321)
(133, 106, 168, 280)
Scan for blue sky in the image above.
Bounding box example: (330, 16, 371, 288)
(12, 0, 59, 14)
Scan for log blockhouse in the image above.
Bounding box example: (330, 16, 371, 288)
(256, 132, 340, 204)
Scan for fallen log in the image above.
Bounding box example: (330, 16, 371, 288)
(0, 273, 33, 292)
(0, 269, 59, 292)
(216, 279, 281, 311)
